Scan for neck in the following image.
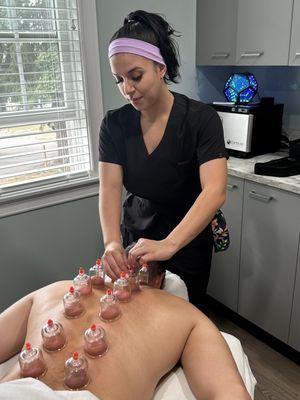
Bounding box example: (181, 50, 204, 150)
(141, 86, 174, 122)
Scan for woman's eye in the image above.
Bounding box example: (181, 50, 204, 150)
(131, 75, 142, 82)
(114, 75, 142, 84)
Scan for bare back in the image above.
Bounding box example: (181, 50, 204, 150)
(2, 281, 200, 400)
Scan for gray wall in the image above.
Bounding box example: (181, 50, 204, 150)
(0, 196, 101, 312)
(96, 0, 198, 112)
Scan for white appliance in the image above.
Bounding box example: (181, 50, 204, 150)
(211, 102, 284, 158)
(217, 111, 253, 153)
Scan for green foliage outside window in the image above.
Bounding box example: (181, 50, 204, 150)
(0, 0, 64, 113)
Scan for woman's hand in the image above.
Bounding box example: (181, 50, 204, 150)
(127, 238, 178, 265)
(102, 241, 128, 281)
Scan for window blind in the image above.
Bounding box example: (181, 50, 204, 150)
(0, 0, 92, 192)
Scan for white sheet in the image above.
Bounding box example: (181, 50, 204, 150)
(0, 377, 98, 399)
(163, 271, 189, 301)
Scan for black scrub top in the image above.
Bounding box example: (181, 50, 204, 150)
(99, 92, 227, 275)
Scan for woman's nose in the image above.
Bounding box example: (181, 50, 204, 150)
(123, 79, 135, 95)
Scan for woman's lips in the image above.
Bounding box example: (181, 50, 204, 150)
(131, 96, 143, 105)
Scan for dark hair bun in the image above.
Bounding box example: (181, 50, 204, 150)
(111, 10, 180, 84)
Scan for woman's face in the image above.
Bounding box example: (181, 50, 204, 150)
(109, 53, 166, 111)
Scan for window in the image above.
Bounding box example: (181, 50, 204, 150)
(0, 0, 97, 196)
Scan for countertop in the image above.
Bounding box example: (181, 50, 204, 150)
(228, 152, 300, 195)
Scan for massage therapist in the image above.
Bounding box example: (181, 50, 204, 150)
(98, 10, 228, 311)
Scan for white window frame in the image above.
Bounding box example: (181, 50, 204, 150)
(0, 0, 103, 218)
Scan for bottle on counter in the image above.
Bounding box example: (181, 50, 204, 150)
(89, 258, 105, 288)
(113, 271, 131, 302)
(84, 323, 108, 358)
(19, 342, 47, 379)
(64, 351, 89, 390)
(63, 286, 85, 319)
(41, 319, 66, 352)
(73, 267, 92, 296)
(138, 263, 149, 286)
(99, 289, 121, 322)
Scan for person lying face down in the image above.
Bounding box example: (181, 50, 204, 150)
(0, 272, 251, 400)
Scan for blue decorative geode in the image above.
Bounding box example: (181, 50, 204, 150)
(224, 72, 258, 104)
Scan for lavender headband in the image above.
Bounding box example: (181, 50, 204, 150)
(108, 38, 166, 66)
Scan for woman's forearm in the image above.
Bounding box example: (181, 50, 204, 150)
(167, 158, 227, 252)
(128, 159, 228, 264)
(99, 185, 123, 248)
(98, 162, 124, 248)
(167, 186, 226, 252)
(127, 186, 226, 267)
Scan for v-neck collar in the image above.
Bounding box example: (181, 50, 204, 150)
(136, 92, 177, 157)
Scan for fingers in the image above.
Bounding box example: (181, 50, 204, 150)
(127, 256, 140, 269)
(102, 253, 120, 281)
(120, 251, 128, 271)
(102, 246, 128, 281)
(128, 238, 174, 265)
(128, 239, 152, 265)
(139, 253, 154, 264)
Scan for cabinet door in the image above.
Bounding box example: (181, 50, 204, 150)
(239, 181, 300, 342)
(289, 0, 300, 65)
(196, 0, 238, 65)
(236, 0, 293, 65)
(208, 176, 244, 311)
(288, 238, 300, 351)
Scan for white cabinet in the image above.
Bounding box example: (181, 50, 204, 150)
(239, 181, 300, 342)
(288, 240, 300, 352)
(208, 176, 300, 349)
(236, 0, 293, 65)
(289, 0, 300, 65)
(208, 176, 244, 311)
(196, 0, 295, 66)
(196, 0, 238, 65)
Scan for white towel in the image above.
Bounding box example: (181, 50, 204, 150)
(0, 378, 98, 399)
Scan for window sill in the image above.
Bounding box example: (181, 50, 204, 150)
(0, 176, 99, 218)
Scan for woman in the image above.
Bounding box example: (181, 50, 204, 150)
(99, 10, 227, 311)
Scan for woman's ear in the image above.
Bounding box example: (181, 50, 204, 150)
(153, 272, 166, 289)
(157, 63, 167, 80)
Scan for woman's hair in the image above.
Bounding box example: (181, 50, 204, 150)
(147, 261, 166, 285)
(110, 10, 181, 84)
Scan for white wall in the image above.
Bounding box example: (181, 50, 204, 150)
(96, 0, 198, 112)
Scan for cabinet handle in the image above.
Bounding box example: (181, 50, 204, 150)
(227, 184, 237, 191)
(249, 190, 273, 203)
(211, 52, 230, 59)
(241, 52, 264, 57)
(295, 53, 300, 57)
